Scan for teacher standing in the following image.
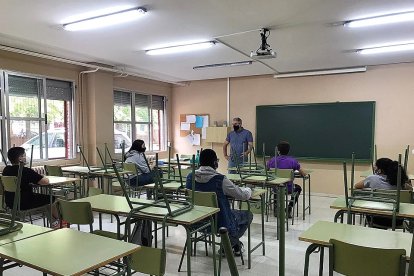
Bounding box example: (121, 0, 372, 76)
(223, 117, 253, 169)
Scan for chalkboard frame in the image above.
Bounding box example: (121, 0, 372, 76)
(256, 101, 375, 163)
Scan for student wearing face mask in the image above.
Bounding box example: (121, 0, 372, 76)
(124, 139, 154, 186)
(223, 117, 253, 169)
(186, 149, 253, 256)
(354, 157, 412, 229)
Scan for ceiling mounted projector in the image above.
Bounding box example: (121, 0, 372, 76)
(250, 28, 276, 59)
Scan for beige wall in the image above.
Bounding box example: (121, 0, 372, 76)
(0, 50, 172, 168)
(172, 63, 414, 195)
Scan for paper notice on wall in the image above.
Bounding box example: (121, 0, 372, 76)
(193, 134, 201, 146)
(186, 134, 194, 144)
(180, 122, 191, 131)
(202, 115, 209, 127)
(201, 127, 207, 139)
(186, 115, 196, 123)
(195, 116, 203, 128)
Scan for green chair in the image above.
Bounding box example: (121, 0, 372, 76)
(44, 165, 78, 199)
(267, 169, 295, 224)
(219, 227, 239, 276)
(129, 246, 166, 276)
(178, 191, 219, 271)
(328, 238, 406, 276)
(0, 176, 47, 226)
(57, 199, 124, 240)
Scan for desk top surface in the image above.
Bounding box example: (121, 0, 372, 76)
(330, 197, 414, 218)
(0, 223, 52, 246)
(46, 176, 81, 185)
(0, 228, 139, 276)
(73, 194, 219, 225)
(299, 220, 412, 259)
(61, 165, 101, 173)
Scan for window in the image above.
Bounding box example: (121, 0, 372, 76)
(0, 71, 75, 161)
(113, 90, 166, 153)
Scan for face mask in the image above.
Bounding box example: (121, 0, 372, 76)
(142, 147, 146, 152)
(233, 125, 240, 131)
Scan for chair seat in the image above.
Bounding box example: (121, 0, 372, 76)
(92, 229, 124, 240)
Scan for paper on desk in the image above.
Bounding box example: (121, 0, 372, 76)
(201, 127, 207, 139)
(186, 115, 196, 123)
(202, 115, 209, 127)
(186, 134, 194, 144)
(193, 134, 201, 146)
(180, 122, 191, 131)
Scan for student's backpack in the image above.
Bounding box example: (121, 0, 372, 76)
(130, 219, 153, 246)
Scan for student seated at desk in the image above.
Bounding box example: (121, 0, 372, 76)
(186, 149, 253, 256)
(354, 158, 412, 228)
(124, 139, 155, 186)
(2, 147, 58, 224)
(267, 141, 307, 218)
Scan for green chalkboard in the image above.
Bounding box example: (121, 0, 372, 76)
(256, 102, 375, 162)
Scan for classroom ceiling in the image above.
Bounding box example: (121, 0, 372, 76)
(0, 0, 414, 83)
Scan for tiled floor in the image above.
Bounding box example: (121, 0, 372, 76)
(5, 194, 340, 276)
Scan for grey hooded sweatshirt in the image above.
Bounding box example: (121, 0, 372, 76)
(194, 166, 251, 200)
(125, 150, 150, 174)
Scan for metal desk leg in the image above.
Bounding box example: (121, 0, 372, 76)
(278, 184, 285, 276)
(408, 230, 414, 275)
(49, 186, 53, 227)
(308, 175, 311, 215)
(261, 194, 265, 255)
(319, 246, 325, 276)
(186, 226, 192, 276)
(247, 203, 251, 269)
(211, 216, 217, 276)
(302, 177, 306, 220)
(304, 243, 320, 276)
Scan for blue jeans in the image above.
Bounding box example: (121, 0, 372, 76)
(229, 209, 253, 247)
(129, 173, 154, 186)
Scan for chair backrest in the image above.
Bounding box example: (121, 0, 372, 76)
(88, 187, 103, 197)
(57, 199, 94, 227)
(329, 239, 406, 276)
(123, 162, 138, 175)
(129, 246, 166, 276)
(44, 165, 63, 177)
(1, 176, 17, 193)
(192, 191, 218, 208)
(219, 227, 239, 276)
(275, 168, 294, 180)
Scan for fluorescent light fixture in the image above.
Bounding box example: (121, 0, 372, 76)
(358, 43, 414, 55)
(345, 11, 414, 28)
(274, 67, 367, 78)
(63, 7, 146, 31)
(146, 41, 216, 56)
(193, 61, 253, 70)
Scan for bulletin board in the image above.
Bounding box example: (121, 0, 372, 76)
(180, 114, 209, 146)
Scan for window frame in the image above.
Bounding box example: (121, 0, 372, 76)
(113, 88, 167, 152)
(0, 69, 76, 161)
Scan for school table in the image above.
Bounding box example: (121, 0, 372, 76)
(0, 222, 52, 246)
(61, 165, 132, 194)
(330, 196, 414, 222)
(299, 220, 412, 276)
(72, 194, 220, 276)
(158, 158, 193, 166)
(0, 223, 53, 273)
(0, 228, 139, 276)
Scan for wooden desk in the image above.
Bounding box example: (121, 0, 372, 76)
(0, 228, 139, 276)
(73, 194, 219, 276)
(330, 196, 414, 222)
(0, 223, 52, 246)
(299, 220, 412, 276)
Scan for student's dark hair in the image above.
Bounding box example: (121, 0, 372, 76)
(128, 139, 145, 153)
(199, 149, 218, 168)
(7, 147, 25, 164)
(232, 117, 242, 124)
(277, 141, 290, 155)
(376, 158, 408, 186)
